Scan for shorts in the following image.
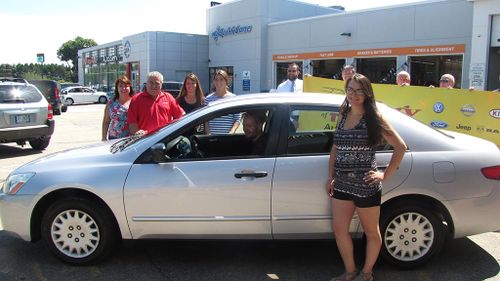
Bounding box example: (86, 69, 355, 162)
(331, 190, 381, 208)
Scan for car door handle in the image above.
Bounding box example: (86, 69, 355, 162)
(234, 171, 268, 179)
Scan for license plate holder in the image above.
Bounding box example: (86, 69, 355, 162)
(15, 114, 32, 124)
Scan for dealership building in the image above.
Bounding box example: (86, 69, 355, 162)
(78, 0, 500, 93)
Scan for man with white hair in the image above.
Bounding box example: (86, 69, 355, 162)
(396, 71, 411, 86)
(439, 74, 455, 89)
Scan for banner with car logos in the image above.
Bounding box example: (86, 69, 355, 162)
(303, 76, 500, 146)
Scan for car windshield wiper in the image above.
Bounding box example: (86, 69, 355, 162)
(109, 134, 143, 153)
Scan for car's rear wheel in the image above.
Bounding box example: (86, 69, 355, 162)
(98, 96, 107, 104)
(41, 198, 117, 265)
(65, 98, 74, 106)
(29, 137, 51, 150)
(380, 204, 446, 268)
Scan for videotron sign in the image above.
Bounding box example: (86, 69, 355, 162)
(211, 25, 253, 42)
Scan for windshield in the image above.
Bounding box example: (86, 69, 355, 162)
(109, 119, 182, 153)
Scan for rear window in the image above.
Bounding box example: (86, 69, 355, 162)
(0, 85, 43, 103)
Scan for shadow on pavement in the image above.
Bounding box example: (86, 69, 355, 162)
(0, 144, 43, 159)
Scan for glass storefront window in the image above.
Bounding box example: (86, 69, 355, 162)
(312, 59, 346, 80)
(357, 57, 397, 84)
(409, 55, 463, 87)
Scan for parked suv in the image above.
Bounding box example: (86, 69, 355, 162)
(0, 77, 29, 84)
(29, 80, 65, 115)
(0, 82, 55, 150)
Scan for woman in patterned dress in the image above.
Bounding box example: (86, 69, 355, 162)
(326, 73, 407, 281)
(101, 76, 135, 140)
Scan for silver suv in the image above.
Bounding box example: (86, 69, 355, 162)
(0, 82, 55, 150)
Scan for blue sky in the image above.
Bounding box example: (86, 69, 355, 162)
(0, 0, 422, 65)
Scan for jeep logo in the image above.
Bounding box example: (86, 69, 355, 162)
(456, 124, 471, 131)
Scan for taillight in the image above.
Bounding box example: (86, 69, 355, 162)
(481, 165, 500, 180)
(47, 104, 53, 120)
(55, 87, 60, 100)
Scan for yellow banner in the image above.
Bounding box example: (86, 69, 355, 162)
(303, 76, 500, 146)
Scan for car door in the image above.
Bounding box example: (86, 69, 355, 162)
(271, 105, 412, 239)
(82, 88, 96, 103)
(123, 105, 281, 239)
(70, 87, 84, 103)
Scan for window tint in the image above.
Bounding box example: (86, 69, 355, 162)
(0, 85, 43, 103)
(287, 107, 340, 155)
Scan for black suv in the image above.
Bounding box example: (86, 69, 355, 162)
(29, 80, 66, 115)
(0, 82, 55, 150)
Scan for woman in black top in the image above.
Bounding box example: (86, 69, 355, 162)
(326, 74, 407, 281)
(176, 73, 207, 114)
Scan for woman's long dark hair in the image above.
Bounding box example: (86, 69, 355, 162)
(339, 73, 388, 147)
(177, 73, 205, 106)
(113, 76, 135, 100)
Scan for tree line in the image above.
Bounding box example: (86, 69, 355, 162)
(1, 36, 97, 83)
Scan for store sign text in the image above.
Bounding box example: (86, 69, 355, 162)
(211, 25, 252, 42)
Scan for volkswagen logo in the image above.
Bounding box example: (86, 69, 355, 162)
(433, 102, 444, 113)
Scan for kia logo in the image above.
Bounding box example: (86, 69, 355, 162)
(490, 109, 500, 119)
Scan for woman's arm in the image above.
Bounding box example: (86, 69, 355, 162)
(364, 117, 407, 184)
(228, 121, 240, 134)
(101, 104, 111, 141)
(326, 144, 337, 196)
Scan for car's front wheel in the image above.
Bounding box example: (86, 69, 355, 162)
(98, 96, 107, 104)
(65, 98, 74, 106)
(41, 198, 117, 265)
(380, 204, 446, 268)
(29, 136, 51, 150)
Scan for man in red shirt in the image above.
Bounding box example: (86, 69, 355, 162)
(128, 71, 185, 135)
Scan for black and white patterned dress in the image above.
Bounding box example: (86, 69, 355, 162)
(332, 114, 381, 197)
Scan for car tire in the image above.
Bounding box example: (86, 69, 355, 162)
(65, 98, 74, 106)
(380, 204, 446, 268)
(62, 104, 68, 112)
(29, 137, 51, 150)
(53, 107, 61, 115)
(41, 197, 117, 265)
(98, 96, 107, 104)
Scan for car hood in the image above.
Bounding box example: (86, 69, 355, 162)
(13, 141, 138, 174)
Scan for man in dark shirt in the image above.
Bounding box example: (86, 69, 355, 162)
(242, 111, 268, 155)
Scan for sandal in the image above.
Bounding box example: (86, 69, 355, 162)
(330, 270, 358, 281)
(353, 271, 374, 281)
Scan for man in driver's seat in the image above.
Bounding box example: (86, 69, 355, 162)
(242, 111, 268, 155)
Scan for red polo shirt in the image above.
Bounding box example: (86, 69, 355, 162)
(127, 91, 185, 134)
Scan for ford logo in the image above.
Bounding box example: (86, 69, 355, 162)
(433, 102, 444, 113)
(490, 109, 500, 119)
(430, 121, 448, 128)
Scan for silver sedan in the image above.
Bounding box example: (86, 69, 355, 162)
(1, 93, 499, 267)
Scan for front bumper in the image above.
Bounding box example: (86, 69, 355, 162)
(0, 193, 38, 241)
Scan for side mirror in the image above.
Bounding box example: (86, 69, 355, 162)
(150, 143, 168, 162)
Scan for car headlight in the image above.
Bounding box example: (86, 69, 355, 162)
(2, 173, 35, 194)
